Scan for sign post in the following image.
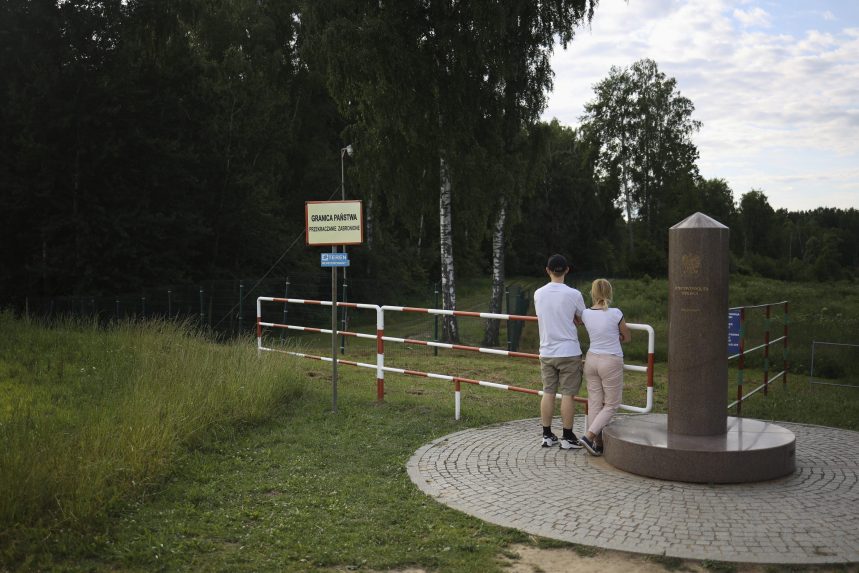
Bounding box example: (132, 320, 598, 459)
(306, 201, 363, 413)
(331, 247, 338, 412)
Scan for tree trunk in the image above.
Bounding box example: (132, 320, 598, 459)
(483, 195, 506, 346)
(621, 128, 635, 257)
(624, 178, 634, 256)
(439, 155, 459, 343)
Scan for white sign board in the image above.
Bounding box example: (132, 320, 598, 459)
(305, 200, 363, 246)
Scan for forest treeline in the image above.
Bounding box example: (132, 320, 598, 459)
(2, 1, 856, 321)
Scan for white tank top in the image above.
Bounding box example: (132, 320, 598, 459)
(582, 307, 624, 357)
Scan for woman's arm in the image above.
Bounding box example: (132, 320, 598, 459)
(619, 318, 632, 343)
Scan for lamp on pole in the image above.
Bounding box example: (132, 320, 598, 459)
(341, 144, 352, 199)
(339, 145, 353, 354)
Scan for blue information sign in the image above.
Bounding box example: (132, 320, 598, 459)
(321, 252, 350, 267)
(728, 310, 741, 355)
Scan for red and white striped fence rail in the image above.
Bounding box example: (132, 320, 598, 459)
(727, 300, 789, 415)
(257, 297, 655, 420)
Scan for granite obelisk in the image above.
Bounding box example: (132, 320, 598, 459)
(667, 212, 729, 435)
(602, 212, 795, 483)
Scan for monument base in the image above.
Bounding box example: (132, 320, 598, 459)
(603, 414, 796, 483)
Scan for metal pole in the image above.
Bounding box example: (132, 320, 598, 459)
(809, 341, 816, 385)
(341, 147, 349, 354)
(763, 305, 771, 396)
(168, 289, 172, 317)
(199, 288, 205, 327)
(280, 278, 290, 344)
(340, 276, 348, 354)
(433, 283, 439, 357)
(331, 247, 338, 413)
(783, 301, 790, 385)
(505, 286, 511, 351)
(238, 280, 244, 336)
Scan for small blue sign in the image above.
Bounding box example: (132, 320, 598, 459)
(321, 252, 350, 267)
(728, 310, 741, 355)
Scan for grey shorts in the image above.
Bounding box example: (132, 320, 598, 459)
(539, 356, 583, 396)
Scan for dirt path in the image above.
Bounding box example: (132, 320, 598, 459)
(499, 544, 858, 573)
(350, 544, 858, 573)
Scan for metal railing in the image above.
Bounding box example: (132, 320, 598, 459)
(727, 301, 789, 414)
(256, 297, 655, 421)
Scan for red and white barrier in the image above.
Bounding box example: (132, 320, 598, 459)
(257, 297, 385, 400)
(257, 298, 655, 420)
(620, 323, 655, 414)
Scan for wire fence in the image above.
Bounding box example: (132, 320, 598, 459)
(11, 274, 534, 354)
(808, 341, 859, 388)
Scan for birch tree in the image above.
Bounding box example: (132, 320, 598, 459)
(480, 1, 598, 346)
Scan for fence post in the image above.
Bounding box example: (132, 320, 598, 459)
(783, 301, 789, 385)
(433, 283, 439, 357)
(141, 296, 146, 319)
(505, 286, 511, 351)
(280, 278, 290, 344)
(199, 288, 205, 327)
(115, 299, 120, 320)
(256, 297, 262, 357)
(238, 280, 244, 336)
(376, 306, 385, 402)
(736, 307, 746, 416)
(763, 304, 771, 396)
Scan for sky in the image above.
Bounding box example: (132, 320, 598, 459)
(542, 0, 859, 213)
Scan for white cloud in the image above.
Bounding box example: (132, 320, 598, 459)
(733, 6, 772, 28)
(544, 0, 859, 211)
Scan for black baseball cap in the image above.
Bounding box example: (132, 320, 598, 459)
(547, 254, 568, 273)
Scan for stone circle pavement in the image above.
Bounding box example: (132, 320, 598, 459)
(406, 416, 859, 565)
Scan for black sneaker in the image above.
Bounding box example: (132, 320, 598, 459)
(560, 434, 583, 450)
(541, 433, 559, 447)
(580, 435, 601, 456)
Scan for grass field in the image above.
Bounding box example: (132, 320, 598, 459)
(1, 276, 857, 572)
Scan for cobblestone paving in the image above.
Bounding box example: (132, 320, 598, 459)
(406, 417, 859, 564)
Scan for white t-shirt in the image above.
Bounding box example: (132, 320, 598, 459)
(582, 307, 624, 357)
(534, 282, 586, 358)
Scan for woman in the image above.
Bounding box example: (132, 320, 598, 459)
(580, 278, 631, 456)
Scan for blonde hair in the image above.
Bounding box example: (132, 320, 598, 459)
(590, 278, 613, 310)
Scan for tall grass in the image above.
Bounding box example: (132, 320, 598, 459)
(0, 312, 302, 534)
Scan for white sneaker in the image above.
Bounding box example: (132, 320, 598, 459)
(541, 434, 559, 447)
(560, 434, 583, 450)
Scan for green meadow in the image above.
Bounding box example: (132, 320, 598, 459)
(1, 276, 857, 572)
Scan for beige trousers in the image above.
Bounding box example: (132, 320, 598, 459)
(584, 352, 624, 435)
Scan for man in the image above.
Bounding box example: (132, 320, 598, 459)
(534, 254, 586, 449)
